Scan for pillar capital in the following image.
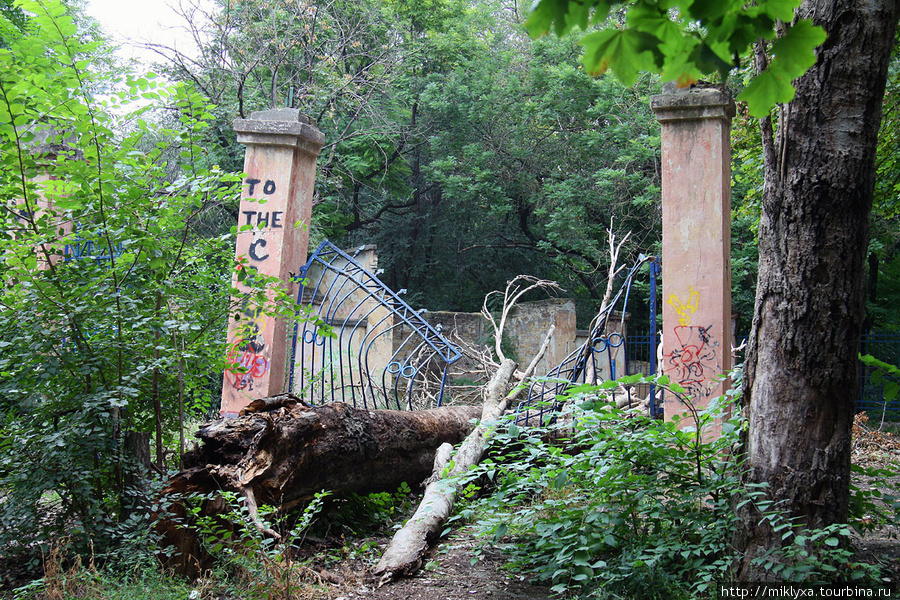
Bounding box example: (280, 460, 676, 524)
(651, 84, 735, 123)
(233, 108, 325, 155)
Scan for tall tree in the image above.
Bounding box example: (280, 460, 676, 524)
(528, 0, 900, 579)
(159, 0, 664, 318)
(737, 0, 900, 577)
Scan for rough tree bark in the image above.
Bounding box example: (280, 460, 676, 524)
(736, 0, 900, 578)
(158, 397, 481, 576)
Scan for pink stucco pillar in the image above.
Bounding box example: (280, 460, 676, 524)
(651, 85, 734, 433)
(221, 108, 324, 417)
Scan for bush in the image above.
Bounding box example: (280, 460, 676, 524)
(459, 375, 884, 598)
(0, 0, 243, 566)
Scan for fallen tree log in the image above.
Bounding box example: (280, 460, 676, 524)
(158, 396, 482, 576)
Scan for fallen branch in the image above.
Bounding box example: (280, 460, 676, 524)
(373, 292, 564, 581)
(373, 357, 518, 580)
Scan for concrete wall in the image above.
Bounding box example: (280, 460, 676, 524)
(506, 298, 577, 376)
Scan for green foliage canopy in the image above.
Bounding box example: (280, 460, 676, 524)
(526, 0, 826, 117)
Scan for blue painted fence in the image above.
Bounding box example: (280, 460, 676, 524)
(859, 330, 900, 418)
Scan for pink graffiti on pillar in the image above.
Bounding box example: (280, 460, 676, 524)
(224, 297, 271, 390)
(226, 340, 271, 391)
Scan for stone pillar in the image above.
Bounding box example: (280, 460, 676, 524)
(221, 109, 324, 417)
(651, 85, 734, 434)
(17, 128, 80, 268)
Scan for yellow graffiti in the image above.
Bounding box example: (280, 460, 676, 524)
(668, 286, 699, 326)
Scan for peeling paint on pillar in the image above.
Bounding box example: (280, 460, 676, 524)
(651, 85, 734, 437)
(222, 109, 325, 417)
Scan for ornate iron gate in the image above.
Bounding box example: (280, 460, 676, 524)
(288, 241, 463, 411)
(516, 256, 659, 425)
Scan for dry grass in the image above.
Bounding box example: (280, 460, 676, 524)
(852, 412, 900, 468)
(36, 539, 103, 600)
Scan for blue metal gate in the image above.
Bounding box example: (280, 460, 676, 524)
(288, 241, 463, 411)
(516, 255, 660, 425)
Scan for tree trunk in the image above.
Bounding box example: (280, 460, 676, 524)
(736, 0, 900, 579)
(158, 397, 481, 577)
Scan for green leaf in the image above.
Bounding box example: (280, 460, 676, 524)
(860, 354, 900, 374)
(689, 40, 732, 78)
(553, 470, 568, 488)
(525, 0, 570, 37)
(885, 380, 899, 402)
(871, 369, 884, 385)
(580, 29, 662, 86)
(686, 0, 733, 23)
(769, 20, 827, 81)
(627, 4, 680, 40)
(526, 0, 610, 37)
(736, 68, 795, 117)
(759, 0, 801, 22)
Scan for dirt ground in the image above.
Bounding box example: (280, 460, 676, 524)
(330, 528, 553, 600)
(848, 413, 900, 587)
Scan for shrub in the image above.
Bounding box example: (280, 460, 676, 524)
(460, 375, 884, 598)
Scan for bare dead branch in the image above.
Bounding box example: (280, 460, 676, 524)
(481, 275, 563, 363)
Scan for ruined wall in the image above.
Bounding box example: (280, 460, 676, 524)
(506, 298, 577, 376)
(396, 299, 578, 375)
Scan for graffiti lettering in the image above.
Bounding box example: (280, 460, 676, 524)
(226, 341, 270, 391)
(226, 299, 270, 390)
(241, 210, 284, 229)
(668, 286, 699, 326)
(245, 177, 277, 196)
(664, 325, 719, 399)
(249, 238, 269, 261)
